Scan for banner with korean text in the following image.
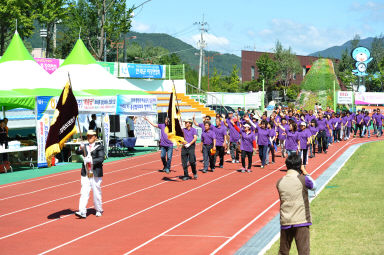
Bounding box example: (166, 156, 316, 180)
(355, 92, 384, 105)
(337, 91, 353, 104)
(119, 63, 166, 79)
(35, 58, 61, 74)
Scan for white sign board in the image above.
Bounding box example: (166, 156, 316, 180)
(337, 91, 353, 104)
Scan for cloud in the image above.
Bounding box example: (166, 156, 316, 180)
(131, 20, 151, 32)
(253, 18, 353, 55)
(191, 33, 230, 47)
(350, 1, 384, 23)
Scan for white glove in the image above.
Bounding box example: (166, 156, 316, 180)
(184, 143, 191, 148)
(79, 143, 85, 149)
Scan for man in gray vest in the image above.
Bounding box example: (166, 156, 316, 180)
(276, 154, 317, 255)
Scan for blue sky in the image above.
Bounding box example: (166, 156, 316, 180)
(130, 0, 384, 56)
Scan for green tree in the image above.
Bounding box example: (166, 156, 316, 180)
(273, 40, 301, 98)
(61, 0, 133, 60)
(35, 0, 72, 58)
(223, 64, 240, 92)
(255, 53, 278, 89)
(209, 68, 223, 92)
(0, 0, 36, 55)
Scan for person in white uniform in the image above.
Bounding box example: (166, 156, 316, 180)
(75, 130, 105, 218)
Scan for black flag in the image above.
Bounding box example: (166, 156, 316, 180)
(45, 78, 78, 167)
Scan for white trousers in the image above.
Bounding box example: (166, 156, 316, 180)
(79, 176, 103, 214)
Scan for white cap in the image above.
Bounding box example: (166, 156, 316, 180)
(300, 122, 306, 126)
(243, 124, 251, 128)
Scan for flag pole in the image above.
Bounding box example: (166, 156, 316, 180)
(67, 72, 82, 140)
(172, 80, 183, 123)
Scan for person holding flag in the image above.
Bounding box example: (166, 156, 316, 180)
(75, 130, 105, 218)
(143, 116, 174, 174)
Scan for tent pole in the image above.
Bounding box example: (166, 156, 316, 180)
(2, 106, 5, 118)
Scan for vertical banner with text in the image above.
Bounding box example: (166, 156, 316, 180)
(102, 114, 110, 157)
(36, 114, 50, 168)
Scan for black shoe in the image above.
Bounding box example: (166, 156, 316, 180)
(309, 155, 313, 158)
(324, 151, 327, 154)
(211, 168, 215, 172)
(193, 174, 198, 180)
(202, 169, 207, 173)
(182, 176, 191, 181)
(219, 165, 224, 168)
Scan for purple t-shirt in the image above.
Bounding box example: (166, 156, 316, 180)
(285, 131, 299, 151)
(158, 124, 173, 147)
(309, 126, 318, 136)
(240, 130, 256, 152)
(226, 119, 241, 143)
(201, 129, 216, 145)
(183, 127, 197, 143)
(374, 114, 383, 125)
(298, 129, 311, 149)
(347, 116, 353, 127)
(342, 116, 348, 125)
(212, 125, 227, 146)
(356, 114, 364, 124)
(256, 126, 270, 146)
(278, 124, 290, 140)
(363, 115, 371, 125)
(317, 118, 327, 131)
(305, 114, 316, 124)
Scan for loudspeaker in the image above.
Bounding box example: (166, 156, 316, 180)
(110, 115, 120, 132)
(158, 112, 168, 124)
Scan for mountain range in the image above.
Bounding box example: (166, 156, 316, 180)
(125, 31, 241, 76)
(308, 37, 378, 59)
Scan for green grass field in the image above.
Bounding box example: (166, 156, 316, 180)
(265, 141, 384, 255)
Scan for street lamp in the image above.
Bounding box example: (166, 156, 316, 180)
(123, 35, 137, 62)
(205, 53, 221, 91)
(39, 27, 47, 58)
(110, 41, 124, 62)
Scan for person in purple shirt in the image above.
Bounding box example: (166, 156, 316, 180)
(277, 118, 290, 158)
(298, 122, 311, 167)
(362, 111, 371, 138)
(143, 116, 174, 174)
(224, 112, 240, 163)
(212, 118, 228, 169)
(201, 121, 216, 173)
(373, 108, 384, 137)
(305, 110, 316, 124)
(334, 113, 342, 142)
(266, 121, 277, 165)
(317, 113, 331, 154)
(354, 110, 364, 138)
(277, 154, 317, 255)
(325, 115, 333, 146)
(277, 121, 300, 157)
(309, 119, 318, 158)
(233, 117, 257, 171)
(371, 109, 378, 135)
(181, 120, 198, 180)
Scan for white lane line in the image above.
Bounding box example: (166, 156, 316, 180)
(162, 234, 231, 239)
(0, 153, 236, 240)
(210, 138, 356, 255)
(123, 164, 286, 255)
(38, 171, 237, 255)
(0, 150, 185, 200)
(0, 181, 167, 241)
(0, 148, 163, 189)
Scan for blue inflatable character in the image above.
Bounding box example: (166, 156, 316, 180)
(351, 47, 372, 76)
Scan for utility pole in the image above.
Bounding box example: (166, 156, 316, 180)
(194, 15, 207, 102)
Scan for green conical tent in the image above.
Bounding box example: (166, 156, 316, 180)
(51, 38, 144, 94)
(0, 31, 34, 64)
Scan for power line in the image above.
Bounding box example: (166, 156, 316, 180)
(194, 15, 208, 95)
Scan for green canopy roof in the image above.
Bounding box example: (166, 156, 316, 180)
(0, 90, 35, 110)
(0, 32, 34, 64)
(60, 39, 97, 67)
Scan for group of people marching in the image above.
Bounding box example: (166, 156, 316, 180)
(144, 106, 384, 180)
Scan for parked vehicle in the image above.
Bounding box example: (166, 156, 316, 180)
(206, 104, 235, 117)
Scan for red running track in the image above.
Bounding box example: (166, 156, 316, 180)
(0, 137, 382, 255)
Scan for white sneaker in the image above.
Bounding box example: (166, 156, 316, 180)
(235, 160, 240, 163)
(96, 211, 102, 217)
(232, 160, 236, 163)
(75, 211, 86, 219)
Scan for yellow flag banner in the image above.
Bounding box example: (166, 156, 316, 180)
(45, 78, 79, 167)
(165, 86, 186, 145)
